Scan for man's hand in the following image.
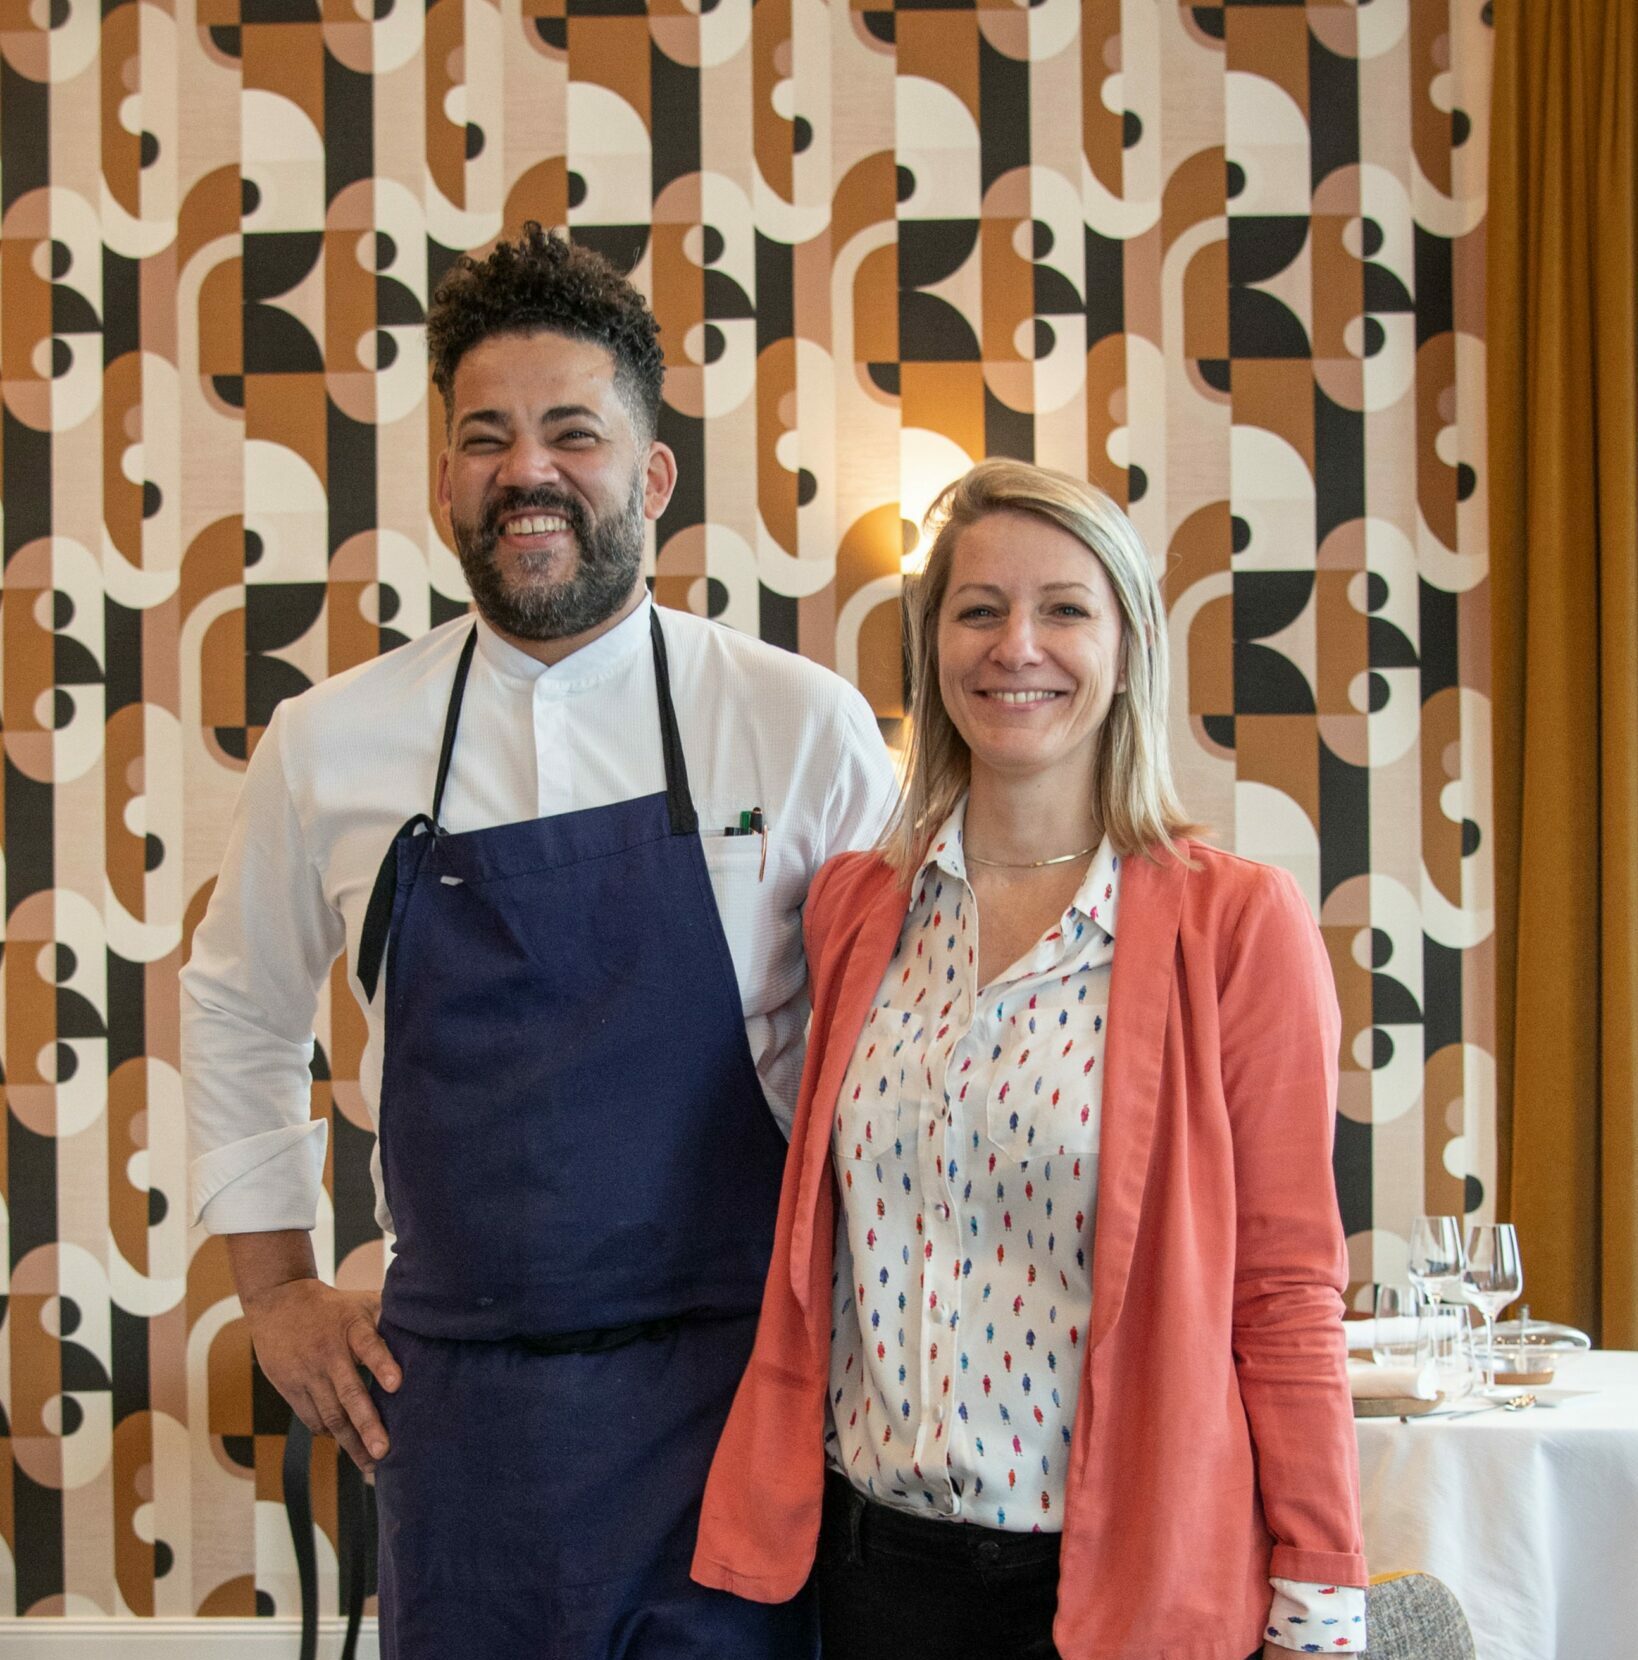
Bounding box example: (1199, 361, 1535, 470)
(227, 1231, 400, 1473)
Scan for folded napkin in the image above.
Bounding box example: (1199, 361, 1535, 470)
(1348, 1357, 1439, 1401)
(1343, 1311, 1464, 1352)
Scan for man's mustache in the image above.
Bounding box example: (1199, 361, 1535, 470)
(479, 487, 590, 545)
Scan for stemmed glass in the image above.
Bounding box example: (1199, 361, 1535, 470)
(1462, 1223, 1524, 1393)
(1408, 1215, 1466, 1312)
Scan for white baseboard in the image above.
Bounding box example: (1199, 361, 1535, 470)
(0, 1617, 379, 1657)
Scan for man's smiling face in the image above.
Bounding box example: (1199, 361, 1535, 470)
(436, 329, 676, 653)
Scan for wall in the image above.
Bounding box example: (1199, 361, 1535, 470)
(0, 0, 1493, 1624)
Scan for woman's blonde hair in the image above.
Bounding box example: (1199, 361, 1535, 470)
(879, 458, 1202, 880)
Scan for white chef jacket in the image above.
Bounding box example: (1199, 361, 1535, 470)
(182, 596, 900, 1237)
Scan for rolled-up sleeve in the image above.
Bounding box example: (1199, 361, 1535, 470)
(182, 706, 344, 1233)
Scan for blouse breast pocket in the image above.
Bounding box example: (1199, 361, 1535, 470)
(983, 981, 1104, 1166)
(836, 1004, 920, 1162)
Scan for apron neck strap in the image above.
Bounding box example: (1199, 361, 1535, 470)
(650, 606, 699, 836)
(431, 625, 479, 830)
(432, 607, 699, 837)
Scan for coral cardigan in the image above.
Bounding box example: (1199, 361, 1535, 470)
(692, 842, 1367, 1660)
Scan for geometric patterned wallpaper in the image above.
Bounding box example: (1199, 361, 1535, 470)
(0, 0, 1492, 1624)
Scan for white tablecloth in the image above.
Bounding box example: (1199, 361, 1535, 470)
(1355, 1349, 1638, 1660)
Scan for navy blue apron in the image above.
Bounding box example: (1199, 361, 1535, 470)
(354, 612, 814, 1660)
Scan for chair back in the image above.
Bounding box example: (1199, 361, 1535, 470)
(1363, 1571, 1477, 1660)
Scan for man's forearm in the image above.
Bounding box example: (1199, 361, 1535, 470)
(226, 1229, 320, 1308)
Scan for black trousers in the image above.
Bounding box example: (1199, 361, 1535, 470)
(816, 1471, 1063, 1660)
(816, 1471, 1266, 1660)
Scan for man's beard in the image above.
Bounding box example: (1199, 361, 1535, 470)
(453, 474, 646, 642)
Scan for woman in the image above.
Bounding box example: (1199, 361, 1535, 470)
(692, 460, 1366, 1659)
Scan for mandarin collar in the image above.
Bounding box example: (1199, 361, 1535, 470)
(473, 593, 653, 695)
(921, 794, 1120, 939)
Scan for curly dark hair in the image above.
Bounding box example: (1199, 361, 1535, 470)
(426, 224, 665, 437)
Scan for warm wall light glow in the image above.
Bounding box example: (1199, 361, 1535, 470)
(900, 428, 977, 575)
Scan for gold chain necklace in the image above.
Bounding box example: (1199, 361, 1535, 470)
(965, 844, 1096, 869)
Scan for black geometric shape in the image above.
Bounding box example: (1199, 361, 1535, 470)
(241, 0, 320, 19)
(140, 132, 159, 169)
(700, 227, 725, 265)
(142, 481, 162, 519)
(244, 301, 323, 372)
(209, 25, 241, 56)
(1122, 111, 1142, 148)
(796, 468, 817, 507)
(1452, 109, 1471, 147)
(1461, 818, 1480, 856)
(1319, 738, 1370, 896)
(56, 988, 104, 1040)
(572, 224, 649, 276)
(1367, 616, 1418, 668)
(1201, 714, 1236, 749)
(1333, 1110, 1371, 1239)
(1230, 514, 1251, 553)
(1227, 216, 1309, 286)
(1315, 384, 1365, 545)
(867, 362, 900, 396)
(1366, 671, 1389, 711)
(1464, 1174, 1485, 1213)
(1191, 7, 1226, 39)
(1309, 32, 1359, 185)
(51, 286, 100, 333)
(1234, 570, 1313, 640)
(1032, 265, 1081, 316)
(376, 584, 400, 623)
(1226, 160, 1246, 198)
(464, 123, 484, 160)
(1198, 358, 1232, 393)
(1127, 464, 1147, 503)
(1369, 928, 1392, 969)
(51, 590, 73, 629)
(899, 290, 980, 361)
(1031, 319, 1055, 358)
(703, 269, 754, 319)
(243, 232, 323, 304)
(214, 728, 249, 761)
(1361, 316, 1386, 356)
(49, 338, 71, 377)
(1085, 227, 1123, 345)
(54, 943, 77, 982)
(148, 1187, 168, 1225)
(1419, 578, 1460, 703)
(247, 581, 326, 655)
(1229, 287, 1310, 357)
(56, 1295, 81, 1335)
(792, 116, 813, 155)
(60, 1340, 111, 1392)
(374, 330, 397, 369)
(705, 577, 730, 617)
(699, 324, 725, 364)
(1030, 220, 1053, 258)
(899, 219, 979, 290)
(222, 1436, 256, 1471)
(1233, 644, 1315, 714)
(755, 232, 793, 351)
(244, 529, 264, 566)
(241, 178, 260, 216)
(144, 832, 164, 872)
(1365, 261, 1416, 316)
(1425, 936, 1463, 1063)
(534, 16, 566, 48)
(212, 375, 245, 408)
(375, 276, 423, 326)
(1456, 463, 1476, 502)
(248, 656, 316, 726)
(983, 384, 1032, 463)
(1372, 972, 1422, 1025)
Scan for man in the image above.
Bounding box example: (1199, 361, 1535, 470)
(182, 225, 898, 1657)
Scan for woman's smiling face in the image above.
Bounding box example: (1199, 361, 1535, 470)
(936, 509, 1126, 792)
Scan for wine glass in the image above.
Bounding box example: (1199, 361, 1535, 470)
(1371, 1284, 1432, 1373)
(1462, 1223, 1524, 1392)
(1408, 1214, 1466, 1310)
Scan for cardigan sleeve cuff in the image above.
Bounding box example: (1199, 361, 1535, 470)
(1266, 1545, 1368, 1587)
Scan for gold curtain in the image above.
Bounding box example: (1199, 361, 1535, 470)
(1489, 0, 1637, 1347)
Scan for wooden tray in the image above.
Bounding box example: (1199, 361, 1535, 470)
(1353, 1393, 1443, 1417)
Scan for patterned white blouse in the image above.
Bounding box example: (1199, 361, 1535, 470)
(826, 797, 1365, 1652)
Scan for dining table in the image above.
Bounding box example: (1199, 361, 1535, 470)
(1354, 1348, 1638, 1660)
